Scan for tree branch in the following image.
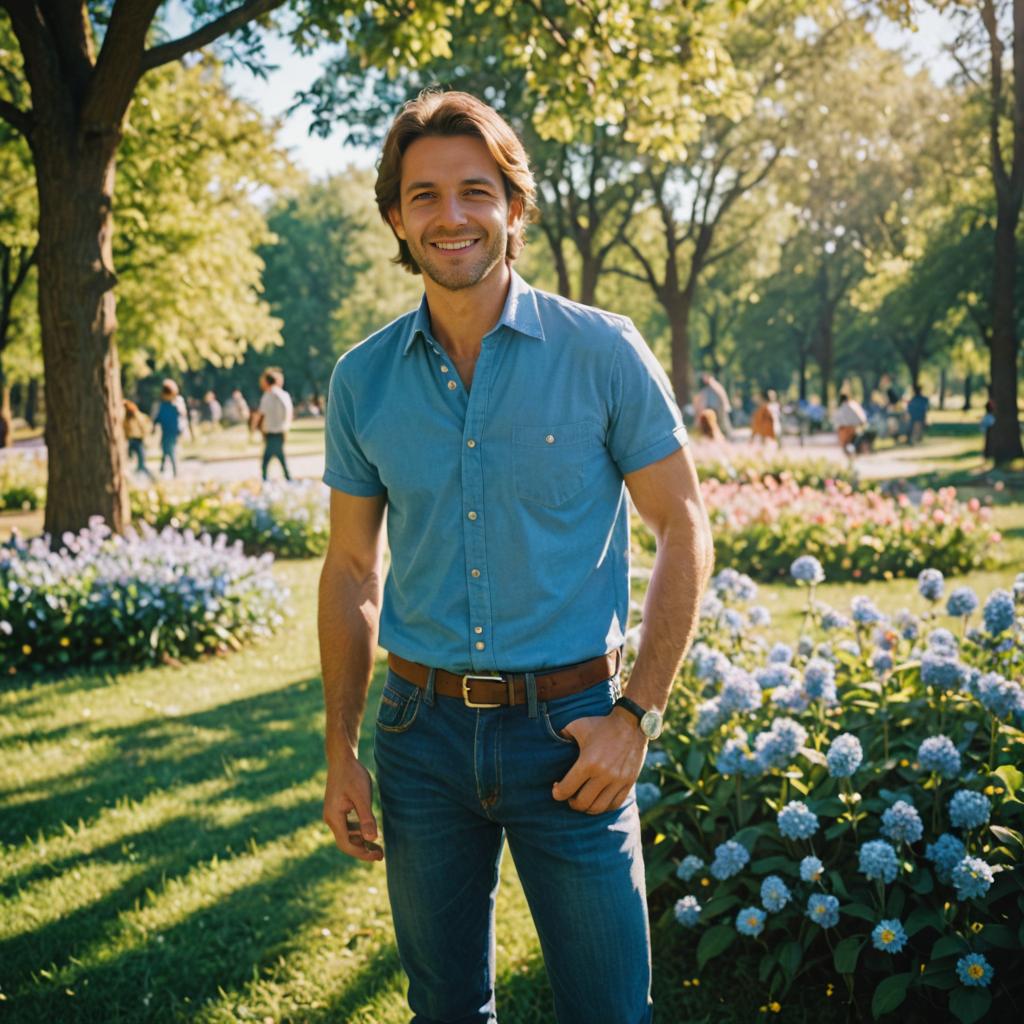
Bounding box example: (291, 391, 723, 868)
(0, 95, 32, 135)
(140, 0, 286, 73)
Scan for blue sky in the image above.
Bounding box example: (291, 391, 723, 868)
(164, 2, 958, 179)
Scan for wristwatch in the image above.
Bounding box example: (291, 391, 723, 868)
(613, 696, 664, 740)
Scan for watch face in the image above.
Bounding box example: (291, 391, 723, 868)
(640, 710, 663, 739)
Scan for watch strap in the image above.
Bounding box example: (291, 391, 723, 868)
(614, 696, 648, 723)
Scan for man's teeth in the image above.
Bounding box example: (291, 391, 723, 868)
(434, 240, 476, 250)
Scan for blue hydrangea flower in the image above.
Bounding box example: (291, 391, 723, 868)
(881, 800, 924, 844)
(777, 801, 819, 840)
(851, 595, 884, 625)
(753, 717, 808, 771)
(674, 895, 701, 927)
(974, 672, 1024, 719)
(644, 749, 670, 769)
(800, 855, 824, 882)
(895, 608, 920, 641)
(735, 906, 766, 937)
(982, 589, 1015, 635)
(806, 894, 839, 928)
(748, 605, 772, 627)
(925, 833, 966, 883)
(635, 782, 661, 813)
(858, 840, 900, 883)
(820, 607, 850, 631)
(760, 875, 791, 913)
(723, 608, 745, 634)
(770, 683, 809, 713)
(956, 953, 994, 988)
(797, 634, 815, 657)
(826, 733, 863, 778)
(676, 855, 704, 882)
(948, 789, 992, 830)
(791, 555, 825, 584)
(871, 919, 908, 953)
(952, 856, 994, 900)
(835, 640, 860, 658)
(917, 735, 961, 778)
(712, 568, 758, 602)
(694, 698, 726, 737)
(946, 586, 979, 618)
(768, 642, 793, 664)
(692, 644, 732, 683)
(756, 663, 798, 691)
(921, 651, 968, 691)
(716, 730, 759, 777)
(719, 668, 762, 714)
(927, 627, 958, 652)
(803, 658, 836, 702)
(871, 649, 894, 675)
(917, 568, 945, 602)
(710, 840, 750, 880)
(700, 594, 725, 620)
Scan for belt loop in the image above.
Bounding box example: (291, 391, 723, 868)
(525, 671, 538, 719)
(425, 666, 437, 708)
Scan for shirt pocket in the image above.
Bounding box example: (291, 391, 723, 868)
(512, 420, 600, 509)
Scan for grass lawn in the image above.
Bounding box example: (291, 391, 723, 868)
(5, 504, 1023, 1022)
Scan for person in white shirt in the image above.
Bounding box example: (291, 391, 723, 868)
(255, 369, 293, 481)
(833, 393, 867, 453)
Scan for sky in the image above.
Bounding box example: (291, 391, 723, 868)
(164, 2, 960, 180)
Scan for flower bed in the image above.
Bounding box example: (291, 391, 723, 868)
(635, 480, 999, 581)
(636, 564, 1024, 1022)
(0, 452, 46, 512)
(1, 519, 288, 676)
(695, 453, 855, 489)
(129, 479, 329, 558)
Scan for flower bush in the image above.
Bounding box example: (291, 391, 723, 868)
(1, 518, 288, 676)
(695, 454, 856, 489)
(0, 452, 46, 511)
(129, 479, 329, 557)
(635, 480, 1000, 581)
(638, 564, 1023, 1022)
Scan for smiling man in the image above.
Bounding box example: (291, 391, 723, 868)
(318, 91, 714, 1024)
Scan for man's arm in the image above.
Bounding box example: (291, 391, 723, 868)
(319, 487, 388, 860)
(552, 446, 714, 814)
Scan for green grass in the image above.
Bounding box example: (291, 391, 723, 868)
(3, 501, 1022, 1022)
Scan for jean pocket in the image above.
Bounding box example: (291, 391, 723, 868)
(512, 420, 601, 509)
(375, 670, 422, 733)
(541, 677, 619, 745)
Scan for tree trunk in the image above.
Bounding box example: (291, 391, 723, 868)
(24, 378, 38, 428)
(938, 367, 946, 410)
(36, 132, 129, 537)
(963, 371, 973, 412)
(0, 358, 10, 448)
(667, 293, 692, 408)
(579, 254, 599, 308)
(987, 207, 1023, 462)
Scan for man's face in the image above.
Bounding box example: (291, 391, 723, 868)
(389, 134, 522, 292)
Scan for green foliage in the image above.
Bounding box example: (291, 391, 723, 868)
(640, 573, 1024, 1020)
(0, 453, 45, 511)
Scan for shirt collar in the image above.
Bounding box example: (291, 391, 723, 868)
(402, 268, 546, 356)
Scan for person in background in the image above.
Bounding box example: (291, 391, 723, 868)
(223, 388, 250, 426)
(123, 400, 153, 480)
(153, 379, 191, 477)
(254, 369, 293, 481)
(693, 371, 733, 439)
(907, 386, 929, 445)
(750, 388, 782, 447)
(696, 407, 725, 442)
(200, 390, 223, 428)
(833, 392, 868, 454)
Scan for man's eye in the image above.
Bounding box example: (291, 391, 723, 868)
(412, 192, 434, 201)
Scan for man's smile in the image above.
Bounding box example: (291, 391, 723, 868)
(430, 238, 479, 251)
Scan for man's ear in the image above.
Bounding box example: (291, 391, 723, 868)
(507, 195, 524, 235)
(387, 204, 406, 241)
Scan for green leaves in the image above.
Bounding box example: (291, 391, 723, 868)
(872, 973, 911, 1018)
(948, 987, 992, 1024)
(833, 936, 863, 974)
(697, 924, 736, 969)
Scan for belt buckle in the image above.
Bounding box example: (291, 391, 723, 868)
(461, 674, 507, 709)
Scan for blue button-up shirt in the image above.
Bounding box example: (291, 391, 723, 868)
(323, 271, 687, 672)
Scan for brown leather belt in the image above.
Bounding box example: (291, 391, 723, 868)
(387, 649, 622, 708)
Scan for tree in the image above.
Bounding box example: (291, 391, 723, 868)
(0, 0, 733, 537)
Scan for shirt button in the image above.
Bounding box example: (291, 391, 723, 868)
(471, 569, 481, 578)
(475, 641, 485, 651)
(447, 380, 457, 391)
(467, 439, 476, 448)
(440, 364, 449, 373)
(467, 511, 477, 521)
(474, 626, 483, 634)
(545, 434, 555, 444)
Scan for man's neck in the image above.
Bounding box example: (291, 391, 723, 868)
(423, 261, 512, 362)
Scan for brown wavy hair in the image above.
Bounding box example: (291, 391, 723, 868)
(375, 90, 538, 274)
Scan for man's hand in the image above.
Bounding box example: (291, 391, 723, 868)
(323, 753, 384, 861)
(551, 708, 648, 815)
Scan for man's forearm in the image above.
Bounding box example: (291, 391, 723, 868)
(318, 562, 383, 759)
(624, 517, 714, 713)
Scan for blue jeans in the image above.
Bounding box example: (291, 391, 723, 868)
(373, 666, 653, 1024)
(262, 432, 290, 480)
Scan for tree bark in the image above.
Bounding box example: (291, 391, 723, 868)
(667, 293, 693, 408)
(35, 128, 129, 536)
(963, 371, 973, 412)
(987, 206, 1023, 462)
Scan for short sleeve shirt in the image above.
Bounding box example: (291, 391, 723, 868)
(324, 271, 687, 672)
(259, 387, 293, 433)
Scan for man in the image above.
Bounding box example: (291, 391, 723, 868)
(833, 392, 868, 454)
(254, 369, 293, 481)
(907, 386, 929, 445)
(693, 370, 733, 439)
(318, 91, 714, 1024)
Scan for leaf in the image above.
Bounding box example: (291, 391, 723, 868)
(908, 866, 934, 894)
(834, 936, 863, 974)
(978, 923, 1017, 950)
(685, 746, 705, 780)
(731, 825, 764, 852)
(871, 973, 911, 1019)
(751, 855, 792, 874)
(697, 924, 736, 969)
(779, 940, 802, 980)
(948, 987, 992, 1024)
(843, 902, 877, 923)
(989, 825, 1024, 854)
(993, 764, 1023, 795)
(800, 746, 827, 766)
(931, 935, 969, 961)
(904, 906, 941, 938)
(885, 886, 906, 919)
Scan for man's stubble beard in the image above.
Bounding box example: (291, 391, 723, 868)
(411, 228, 508, 292)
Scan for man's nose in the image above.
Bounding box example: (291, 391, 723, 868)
(436, 192, 469, 229)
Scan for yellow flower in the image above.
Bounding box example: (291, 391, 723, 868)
(683, 981, 691, 988)
(983, 785, 1003, 796)
(970, 922, 984, 934)
(769, 1002, 781, 1013)
(21, 644, 31, 655)
(899, 758, 910, 767)
(968, 964, 985, 980)
(700, 877, 710, 887)
(59, 637, 70, 647)
(691, 979, 700, 987)
(826, 983, 835, 997)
